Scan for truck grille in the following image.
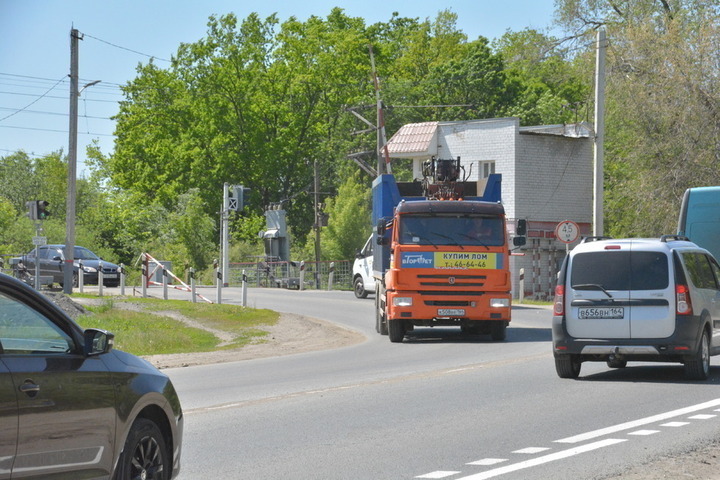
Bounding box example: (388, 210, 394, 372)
(417, 274, 486, 287)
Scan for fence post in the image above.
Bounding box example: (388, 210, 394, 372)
(215, 259, 222, 304)
(242, 269, 247, 307)
(519, 268, 525, 303)
(141, 254, 147, 298)
(299, 261, 305, 291)
(79, 260, 84, 293)
(328, 262, 335, 291)
(162, 266, 168, 300)
(190, 267, 196, 303)
(119, 263, 125, 296)
(98, 261, 104, 297)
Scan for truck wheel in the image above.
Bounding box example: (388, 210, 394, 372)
(353, 276, 368, 299)
(555, 354, 581, 379)
(388, 319, 405, 343)
(684, 329, 710, 380)
(490, 321, 507, 341)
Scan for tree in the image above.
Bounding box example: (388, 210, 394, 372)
(555, 0, 720, 236)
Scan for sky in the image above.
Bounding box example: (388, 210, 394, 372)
(0, 0, 559, 176)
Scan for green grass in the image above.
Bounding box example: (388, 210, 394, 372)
(77, 298, 279, 356)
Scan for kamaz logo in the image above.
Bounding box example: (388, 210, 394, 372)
(402, 253, 433, 267)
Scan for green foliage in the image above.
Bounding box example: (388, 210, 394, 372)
(318, 172, 372, 261)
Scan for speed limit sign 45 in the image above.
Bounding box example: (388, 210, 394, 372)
(555, 221, 579, 244)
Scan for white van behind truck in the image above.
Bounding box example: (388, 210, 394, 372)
(352, 235, 374, 299)
(552, 236, 720, 380)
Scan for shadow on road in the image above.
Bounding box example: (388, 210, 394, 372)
(578, 365, 720, 385)
(401, 326, 551, 344)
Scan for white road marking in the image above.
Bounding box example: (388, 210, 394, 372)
(415, 471, 461, 479)
(512, 447, 549, 454)
(688, 414, 716, 420)
(555, 398, 720, 444)
(455, 439, 627, 480)
(467, 459, 507, 466)
(628, 429, 659, 436)
(661, 421, 689, 427)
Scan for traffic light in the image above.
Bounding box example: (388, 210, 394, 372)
(36, 200, 50, 220)
(232, 185, 251, 211)
(26, 201, 37, 220)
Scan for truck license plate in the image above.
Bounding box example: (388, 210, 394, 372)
(438, 308, 465, 316)
(578, 307, 624, 319)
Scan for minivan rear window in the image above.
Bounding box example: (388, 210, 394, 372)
(571, 251, 669, 291)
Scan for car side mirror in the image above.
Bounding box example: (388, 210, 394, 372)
(513, 236, 527, 247)
(84, 329, 114, 356)
(53, 256, 62, 261)
(355, 249, 363, 259)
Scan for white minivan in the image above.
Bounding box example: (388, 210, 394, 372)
(352, 235, 374, 299)
(552, 235, 720, 380)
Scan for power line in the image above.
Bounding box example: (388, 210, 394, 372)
(0, 76, 66, 123)
(0, 124, 114, 136)
(83, 32, 172, 63)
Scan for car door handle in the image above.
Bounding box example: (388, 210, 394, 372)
(19, 380, 40, 397)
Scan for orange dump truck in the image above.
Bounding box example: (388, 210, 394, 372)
(372, 158, 524, 343)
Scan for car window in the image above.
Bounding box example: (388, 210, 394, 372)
(708, 256, 720, 290)
(683, 252, 718, 290)
(571, 251, 669, 291)
(0, 292, 75, 354)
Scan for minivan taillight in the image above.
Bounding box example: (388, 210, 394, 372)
(553, 285, 565, 316)
(676, 284, 693, 315)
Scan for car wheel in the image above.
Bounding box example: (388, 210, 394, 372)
(388, 319, 405, 343)
(555, 354, 581, 379)
(72, 272, 79, 288)
(115, 418, 169, 480)
(490, 321, 507, 341)
(684, 329, 711, 380)
(353, 276, 368, 299)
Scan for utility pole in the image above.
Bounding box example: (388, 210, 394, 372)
(221, 182, 230, 286)
(64, 28, 81, 293)
(313, 160, 321, 289)
(369, 45, 390, 175)
(593, 28, 607, 237)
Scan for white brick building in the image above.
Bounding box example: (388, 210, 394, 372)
(386, 117, 594, 299)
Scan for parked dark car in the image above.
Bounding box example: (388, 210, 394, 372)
(19, 244, 121, 287)
(0, 272, 183, 479)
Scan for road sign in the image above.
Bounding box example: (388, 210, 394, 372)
(32, 236, 47, 246)
(555, 221, 580, 244)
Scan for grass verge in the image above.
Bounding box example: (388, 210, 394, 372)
(77, 297, 279, 356)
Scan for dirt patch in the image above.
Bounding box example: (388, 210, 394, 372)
(601, 439, 720, 479)
(142, 312, 364, 369)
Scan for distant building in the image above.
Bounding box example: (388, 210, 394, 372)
(386, 117, 594, 299)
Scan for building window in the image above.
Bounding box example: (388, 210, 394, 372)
(480, 161, 496, 178)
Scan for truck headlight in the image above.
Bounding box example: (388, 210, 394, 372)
(393, 297, 413, 307)
(490, 298, 509, 308)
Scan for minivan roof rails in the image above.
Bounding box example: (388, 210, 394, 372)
(660, 234, 690, 243)
(580, 236, 613, 243)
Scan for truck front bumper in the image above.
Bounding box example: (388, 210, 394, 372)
(386, 290, 511, 324)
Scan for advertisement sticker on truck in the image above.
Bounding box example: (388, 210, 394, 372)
(400, 252, 502, 269)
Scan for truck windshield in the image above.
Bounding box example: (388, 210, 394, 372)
(399, 215, 504, 247)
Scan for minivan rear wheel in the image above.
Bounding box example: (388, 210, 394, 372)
(684, 329, 710, 380)
(555, 354, 581, 379)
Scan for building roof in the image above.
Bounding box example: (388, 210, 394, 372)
(386, 121, 438, 157)
(519, 122, 593, 138)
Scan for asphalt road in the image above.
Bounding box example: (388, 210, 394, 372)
(157, 287, 720, 479)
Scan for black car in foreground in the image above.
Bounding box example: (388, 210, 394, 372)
(17, 244, 121, 287)
(0, 272, 183, 479)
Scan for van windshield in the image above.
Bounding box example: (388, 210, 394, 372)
(399, 215, 504, 247)
(571, 251, 669, 291)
